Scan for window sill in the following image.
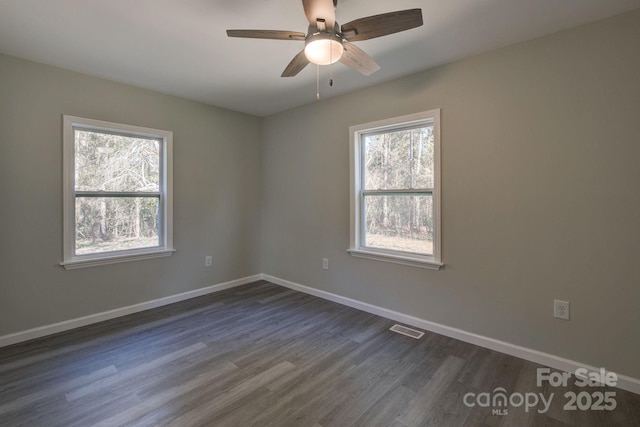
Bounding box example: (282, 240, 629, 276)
(60, 248, 175, 270)
(347, 248, 443, 270)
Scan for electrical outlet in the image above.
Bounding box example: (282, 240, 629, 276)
(322, 258, 329, 270)
(205, 256, 212, 267)
(554, 300, 570, 320)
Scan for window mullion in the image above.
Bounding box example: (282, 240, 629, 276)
(75, 191, 161, 198)
(362, 189, 433, 196)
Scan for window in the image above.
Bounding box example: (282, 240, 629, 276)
(349, 110, 442, 269)
(61, 115, 174, 269)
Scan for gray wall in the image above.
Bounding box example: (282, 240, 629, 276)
(261, 10, 640, 379)
(0, 54, 262, 335)
(1, 9, 639, 382)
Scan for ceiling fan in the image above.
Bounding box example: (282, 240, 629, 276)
(226, 0, 423, 77)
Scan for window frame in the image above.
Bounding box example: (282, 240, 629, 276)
(348, 109, 442, 270)
(61, 115, 174, 269)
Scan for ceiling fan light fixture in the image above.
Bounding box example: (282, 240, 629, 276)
(304, 32, 343, 65)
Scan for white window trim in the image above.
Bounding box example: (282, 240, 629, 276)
(61, 115, 174, 270)
(348, 109, 442, 270)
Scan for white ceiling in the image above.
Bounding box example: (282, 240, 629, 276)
(1, 0, 639, 116)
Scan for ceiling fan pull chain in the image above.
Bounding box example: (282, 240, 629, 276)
(329, 45, 334, 87)
(316, 64, 320, 100)
(329, 64, 334, 87)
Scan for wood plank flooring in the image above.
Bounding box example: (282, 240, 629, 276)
(1, 280, 639, 426)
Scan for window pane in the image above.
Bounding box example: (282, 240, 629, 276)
(75, 197, 159, 255)
(363, 194, 433, 255)
(364, 126, 434, 190)
(75, 130, 160, 192)
(411, 126, 435, 189)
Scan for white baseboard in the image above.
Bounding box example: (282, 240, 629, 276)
(2, 272, 638, 395)
(263, 274, 640, 395)
(0, 274, 262, 348)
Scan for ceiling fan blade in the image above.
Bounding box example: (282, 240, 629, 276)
(341, 9, 423, 42)
(226, 30, 306, 41)
(282, 50, 310, 77)
(339, 42, 380, 76)
(302, 0, 336, 29)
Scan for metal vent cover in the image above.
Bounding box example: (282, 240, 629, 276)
(390, 324, 425, 339)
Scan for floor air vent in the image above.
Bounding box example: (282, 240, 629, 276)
(390, 324, 425, 339)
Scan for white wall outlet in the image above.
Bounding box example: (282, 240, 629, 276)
(322, 258, 329, 270)
(205, 256, 212, 267)
(554, 300, 570, 320)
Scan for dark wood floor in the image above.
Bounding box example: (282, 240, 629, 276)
(1, 281, 639, 426)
